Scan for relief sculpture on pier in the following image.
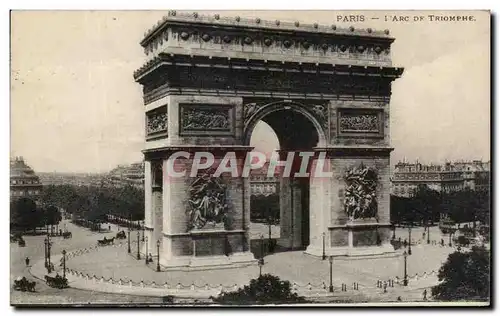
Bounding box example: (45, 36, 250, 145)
(343, 164, 378, 221)
(187, 170, 229, 230)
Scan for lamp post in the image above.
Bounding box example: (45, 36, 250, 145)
(43, 238, 48, 267)
(267, 216, 273, 253)
(260, 234, 265, 263)
(408, 226, 412, 255)
(62, 250, 66, 279)
(328, 256, 334, 292)
(156, 240, 161, 272)
(258, 258, 264, 277)
(427, 220, 431, 244)
(136, 231, 141, 260)
(145, 236, 148, 265)
(142, 220, 145, 242)
(127, 228, 131, 254)
(47, 236, 52, 267)
(403, 250, 408, 286)
(322, 232, 326, 260)
(449, 231, 453, 247)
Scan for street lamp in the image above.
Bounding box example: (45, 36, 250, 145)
(427, 220, 431, 244)
(47, 236, 52, 268)
(267, 216, 273, 253)
(322, 232, 326, 260)
(260, 234, 265, 263)
(328, 256, 334, 292)
(145, 236, 148, 265)
(156, 240, 161, 272)
(136, 231, 141, 260)
(258, 258, 264, 277)
(142, 220, 145, 242)
(43, 238, 48, 267)
(62, 250, 66, 279)
(408, 226, 412, 255)
(403, 250, 408, 286)
(127, 228, 131, 254)
(449, 231, 453, 247)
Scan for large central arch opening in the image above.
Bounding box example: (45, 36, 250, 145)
(246, 102, 323, 252)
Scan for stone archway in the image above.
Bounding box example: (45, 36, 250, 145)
(244, 101, 327, 249)
(135, 12, 404, 268)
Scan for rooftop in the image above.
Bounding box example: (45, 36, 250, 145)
(141, 11, 393, 47)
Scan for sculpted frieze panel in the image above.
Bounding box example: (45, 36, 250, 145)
(337, 109, 383, 137)
(146, 107, 168, 138)
(180, 104, 235, 135)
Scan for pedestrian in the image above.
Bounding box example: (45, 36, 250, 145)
(383, 282, 387, 293)
(148, 253, 153, 263)
(25, 257, 30, 266)
(109, 225, 111, 231)
(423, 289, 427, 300)
(397, 296, 402, 301)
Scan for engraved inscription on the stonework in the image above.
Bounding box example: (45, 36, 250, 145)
(343, 164, 378, 221)
(146, 107, 168, 138)
(180, 104, 234, 135)
(338, 110, 382, 136)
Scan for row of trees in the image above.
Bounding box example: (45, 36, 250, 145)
(251, 194, 280, 223)
(390, 185, 490, 227)
(40, 184, 144, 222)
(10, 198, 61, 233)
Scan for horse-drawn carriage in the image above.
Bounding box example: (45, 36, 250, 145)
(45, 274, 68, 289)
(13, 276, 36, 292)
(18, 237, 26, 247)
(63, 231, 72, 239)
(10, 233, 22, 243)
(97, 236, 115, 246)
(116, 230, 126, 239)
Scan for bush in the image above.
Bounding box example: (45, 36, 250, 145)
(432, 246, 490, 301)
(212, 274, 306, 305)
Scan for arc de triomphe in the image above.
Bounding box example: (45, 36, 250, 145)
(134, 11, 404, 269)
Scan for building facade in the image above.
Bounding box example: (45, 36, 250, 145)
(391, 160, 490, 197)
(106, 162, 145, 189)
(10, 156, 43, 201)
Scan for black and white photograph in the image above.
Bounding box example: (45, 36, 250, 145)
(9, 9, 491, 307)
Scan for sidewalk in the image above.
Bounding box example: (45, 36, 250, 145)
(29, 240, 445, 301)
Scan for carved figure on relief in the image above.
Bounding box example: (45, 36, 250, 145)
(183, 109, 229, 130)
(147, 112, 168, 135)
(343, 164, 378, 220)
(187, 170, 228, 230)
(340, 113, 379, 132)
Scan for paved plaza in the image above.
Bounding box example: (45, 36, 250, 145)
(11, 219, 465, 304)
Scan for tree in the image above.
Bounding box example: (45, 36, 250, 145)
(212, 274, 306, 305)
(43, 205, 62, 233)
(432, 246, 490, 301)
(11, 198, 41, 232)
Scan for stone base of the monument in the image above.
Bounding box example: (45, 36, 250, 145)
(304, 243, 397, 259)
(304, 221, 395, 258)
(159, 252, 257, 271)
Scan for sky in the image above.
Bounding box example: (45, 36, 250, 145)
(10, 10, 490, 173)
